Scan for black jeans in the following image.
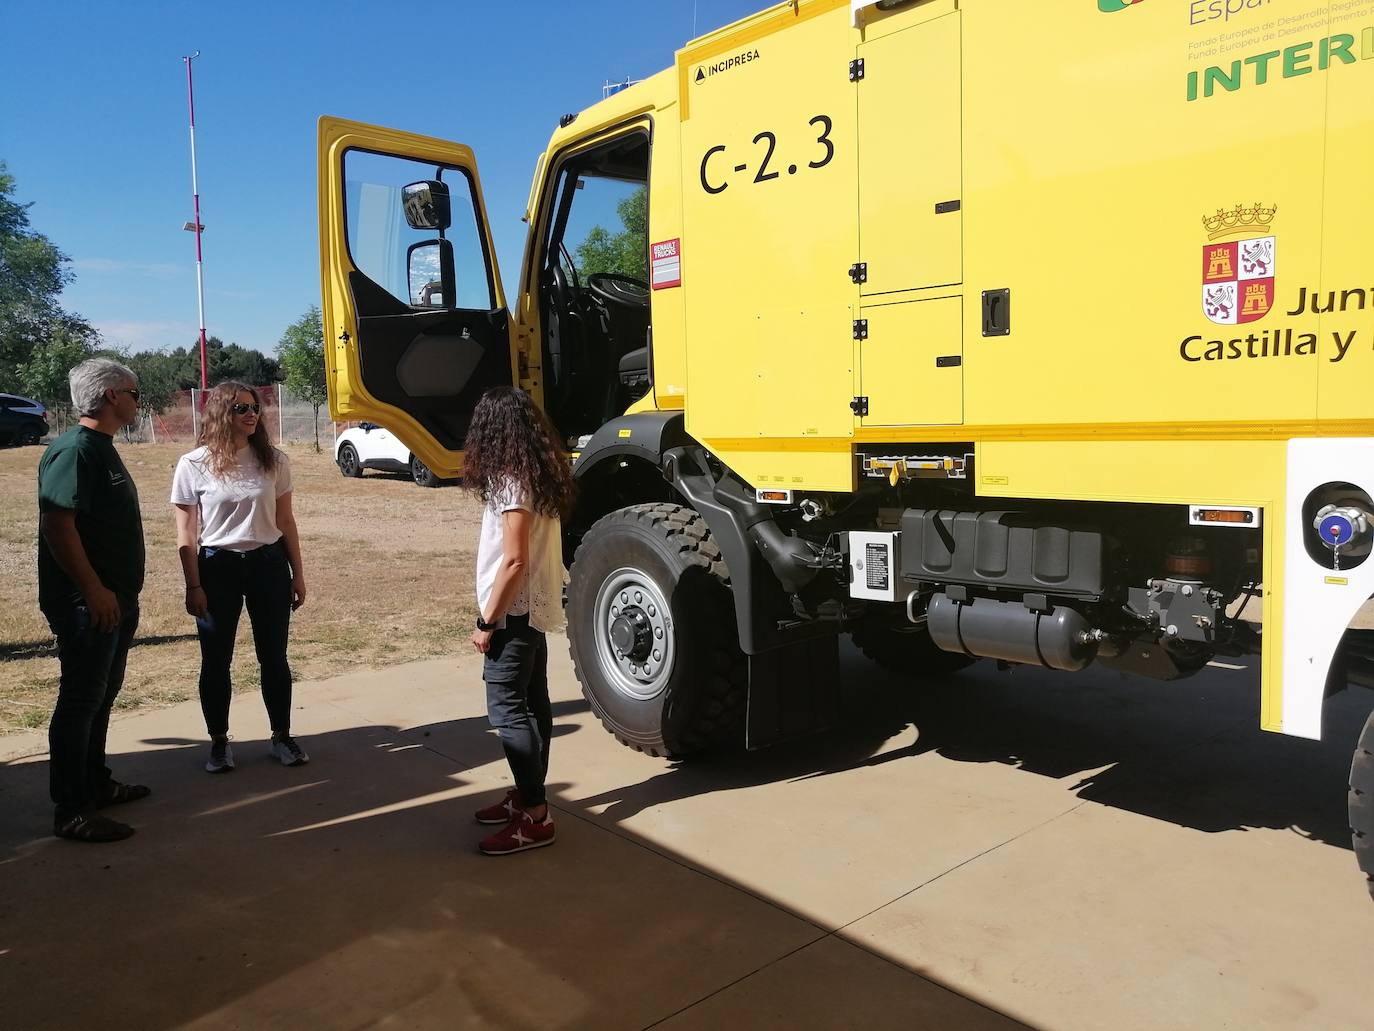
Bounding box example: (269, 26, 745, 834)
(41, 595, 140, 817)
(484, 615, 552, 807)
(196, 538, 293, 737)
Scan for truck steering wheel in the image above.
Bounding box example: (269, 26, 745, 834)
(588, 272, 651, 310)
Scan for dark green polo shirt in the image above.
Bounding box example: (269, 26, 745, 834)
(37, 426, 146, 605)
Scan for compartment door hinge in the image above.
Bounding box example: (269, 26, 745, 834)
(849, 58, 865, 82)
(849, 262, 867, 284)
(852, 318, 869, 340)
(850, 396, 869, 417)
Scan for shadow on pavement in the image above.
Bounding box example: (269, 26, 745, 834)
(0, 704, 1030, 1031)
(577, 642, 1368, 853)
(0, 631, 200, 661)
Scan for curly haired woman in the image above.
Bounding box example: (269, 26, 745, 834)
(464, 386, 574, 855)
(170, 382, 309, 773)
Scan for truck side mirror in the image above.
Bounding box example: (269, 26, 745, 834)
(401, 180, 451, 231)
(408, 239, 455, 308)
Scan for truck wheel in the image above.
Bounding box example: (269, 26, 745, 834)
(568, 503, 745, 757)
(337, 443, 362, 478)
(849, 618, 977, 677)
(1352, 708, 1374, 901)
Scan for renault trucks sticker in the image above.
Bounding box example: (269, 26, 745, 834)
(651, 238, 682, 290)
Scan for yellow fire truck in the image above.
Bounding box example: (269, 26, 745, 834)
(318, 0, 1374, 895)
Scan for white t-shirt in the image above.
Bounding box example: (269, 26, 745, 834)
(170, 446, 293, 551)
(476, 478, 564, 634)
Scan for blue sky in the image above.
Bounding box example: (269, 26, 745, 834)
(0, 1, 763, 356)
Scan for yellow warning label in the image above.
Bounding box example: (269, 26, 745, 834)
(618, 429, 632, 439)
(1325, 576, 1350, 586)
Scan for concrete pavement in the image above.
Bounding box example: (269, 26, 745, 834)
(0, 639, 1370, 1029)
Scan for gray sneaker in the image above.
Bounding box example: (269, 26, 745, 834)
(205, 738, 234, 774)
(270, 735, 309, 767)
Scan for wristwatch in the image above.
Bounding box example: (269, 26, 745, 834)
(476, 615, 498, 632)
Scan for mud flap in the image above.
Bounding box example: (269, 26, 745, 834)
(745, 633, 840, 750)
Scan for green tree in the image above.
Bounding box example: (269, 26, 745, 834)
(121, 349, 180, 417)
(278, 305, 327, 452)
(220, 342, 280, 385)
(165, 337, 279, 391)
(0, 161, 100, 388)
(574, 187, 648, 282)
(16, 323, 95, 412)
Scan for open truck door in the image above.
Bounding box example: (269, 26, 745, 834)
(317, 117, 513, 479)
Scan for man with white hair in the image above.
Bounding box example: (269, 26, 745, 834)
(37, 357, 149, 842)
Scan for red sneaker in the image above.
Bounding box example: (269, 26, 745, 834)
(474, 789, 524, 826)
(479, 809, 556, 855)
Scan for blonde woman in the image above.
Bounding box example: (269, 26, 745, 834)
(171, 382, 308, 772)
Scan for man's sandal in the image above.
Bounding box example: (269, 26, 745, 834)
(95, 781, 151, 808)
(53, 813, 135, 843)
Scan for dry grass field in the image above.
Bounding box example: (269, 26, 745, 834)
(0, 440, 484, 734)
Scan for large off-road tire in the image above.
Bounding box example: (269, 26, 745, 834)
(337, 443, 362, 478)
(1352, 708, 1374, 901)
(849, 618, 978, 677)
(567, 503, 746, 757)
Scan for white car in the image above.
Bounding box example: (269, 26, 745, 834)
(334, 422, 447, 487)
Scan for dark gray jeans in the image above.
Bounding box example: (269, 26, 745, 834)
(41, 596, 140, 817)
(483, 615, 551, 807)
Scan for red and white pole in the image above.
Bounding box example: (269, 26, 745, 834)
(183, 51, 208, 391)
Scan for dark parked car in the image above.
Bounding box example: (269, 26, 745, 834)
(0, 393, 50, 446)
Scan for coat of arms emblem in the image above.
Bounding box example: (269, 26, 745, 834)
(1201, 204, 1277, 326)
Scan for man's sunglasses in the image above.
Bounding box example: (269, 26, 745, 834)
(231, 402, 262, 416)
(115, 388, 141, 403)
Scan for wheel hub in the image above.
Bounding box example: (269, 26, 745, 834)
(593, 569, 675, 701)
(610, 608, 653, 662)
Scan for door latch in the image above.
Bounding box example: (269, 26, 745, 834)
(981, 290, 1010, 337)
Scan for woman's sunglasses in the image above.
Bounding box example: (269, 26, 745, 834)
(231, 402, 262, 416)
